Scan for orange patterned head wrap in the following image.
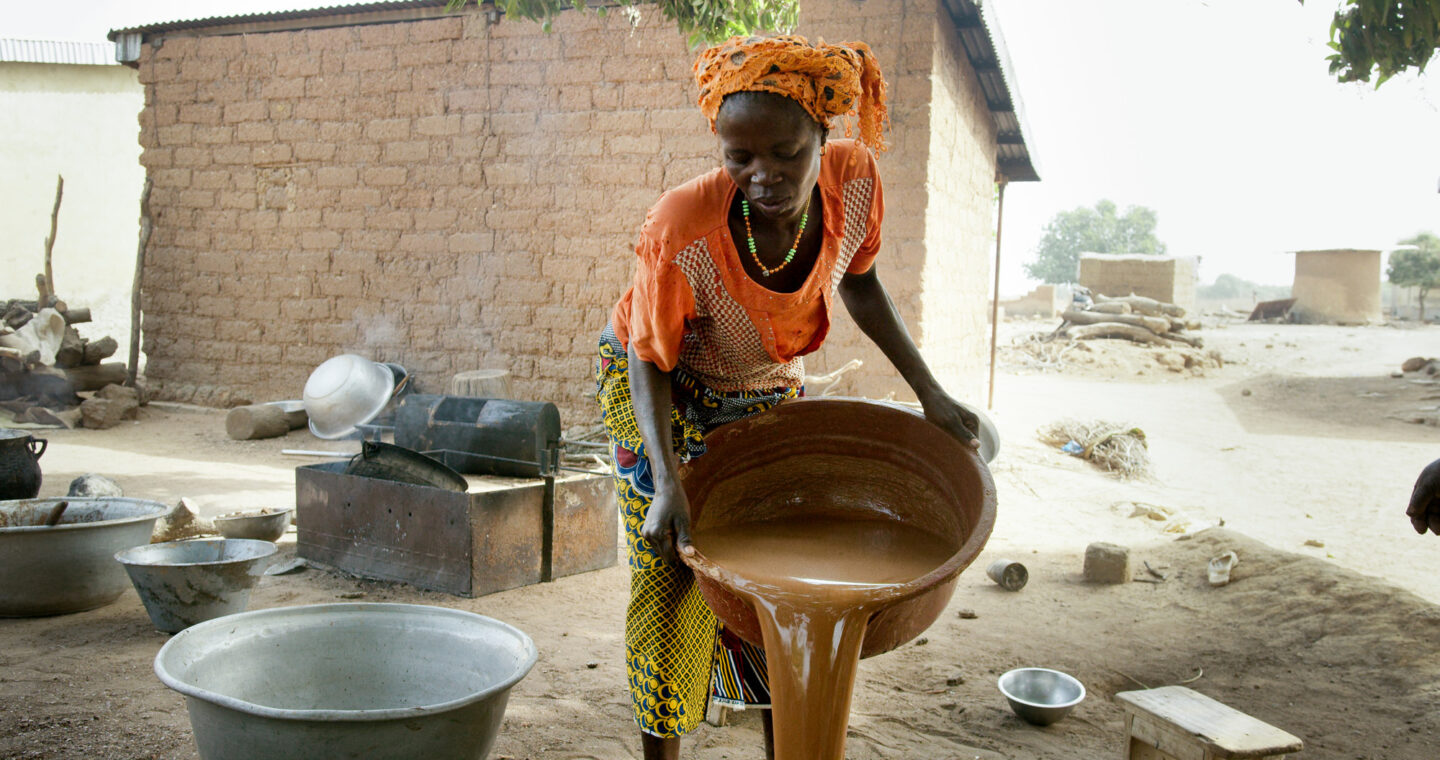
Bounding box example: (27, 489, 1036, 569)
(694, 35, 890, 153)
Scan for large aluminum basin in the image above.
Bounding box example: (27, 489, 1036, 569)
(0, 497, 170, 616)
(115, 538, 278, 633)
(680, 398, 996, 658)
(155, 603, 537, 760)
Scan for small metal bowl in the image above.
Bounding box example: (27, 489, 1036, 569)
(213, 508, 292, 542)
(997, 667, 1085, 726)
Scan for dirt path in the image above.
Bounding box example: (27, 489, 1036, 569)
(4, 321, 1439, 759)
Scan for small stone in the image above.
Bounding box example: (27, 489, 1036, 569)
(338, 591, 366, 599)
(1304, 539, 1325, 548)
(914, 637, 929, 646)
(1084, 542, 1132, 584)
(940, 702, 958, 710)
(586, 661, 599, 669)
(945, 675, 965, 686)
(1241, 389, 1253, 397)
(67, 473, 123, 498)
(956, 608, 978, 619)
(1401, 356, 1430, 372)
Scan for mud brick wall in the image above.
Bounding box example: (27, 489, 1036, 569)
(1292, 249, 1382, 324)
(134, 0, 997, 425)
(1078, 254, 1197, 314)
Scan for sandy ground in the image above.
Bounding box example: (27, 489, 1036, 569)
(4, 321, 1440, 759)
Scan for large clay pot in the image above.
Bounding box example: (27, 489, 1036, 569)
(0, 429, 46, 501)
(680, 398, 996, 659)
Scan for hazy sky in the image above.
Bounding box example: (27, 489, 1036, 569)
(8, 0, 1439, 294)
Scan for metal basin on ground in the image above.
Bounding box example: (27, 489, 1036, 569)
(1, 497, 170, 617)
(680, 398, 996, 658)
(115, 538, 278, 633)
(213, 508, 292, 542)
(155, 603, 537, 760)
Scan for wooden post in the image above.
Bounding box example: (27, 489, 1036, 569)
(987, 180, 1007, 410)
(127, 178, 153, 388)
(40, 175, 63, 307)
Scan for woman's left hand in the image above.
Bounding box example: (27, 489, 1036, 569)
(918, 388, 981, 450)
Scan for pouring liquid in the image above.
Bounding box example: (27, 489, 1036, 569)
(692, 515, 955, 760)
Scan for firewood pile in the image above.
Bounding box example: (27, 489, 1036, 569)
(1, 299, 133, 429)
(1, 175, 138, 430)
(1052, 293, 1203, 348)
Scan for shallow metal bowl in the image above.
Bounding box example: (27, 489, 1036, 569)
(115, 538, 278, 633)
(303, 354, 394, 440)
(155, 603, 537, 760)
(1, 497, 170, 616)
(213, 508, 292, 542)
(997, 667, 1085, 726)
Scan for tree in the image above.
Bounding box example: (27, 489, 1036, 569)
(1303, 0, 1440, 85)
(1388, 232, 1440, 321)
(445, 0, 799, 46)
(1024, 200, 1168, 284)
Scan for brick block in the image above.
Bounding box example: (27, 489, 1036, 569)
(414, 114, 461, 136)
(363, 166, 408, 186)
(316, 166, 358, 187)
(253, 144, 293, 164)
(260, 76, 307, 100)
(178, 103, 221, 125)
(1083, 542, 1132, 584)
(344, 48, 394, 72)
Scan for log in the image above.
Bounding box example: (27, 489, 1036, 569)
(62, 307, 91, 325)
(54, 326, 85, 368)
(226, 404, 307, 440)
(3, 304, 32, 330)
(448, 369, 512, 398)
(1094, 293, 1186, 318)
(1062, 309, 1172, 335)
(1066, 323, 1171, 346)
(82, 336, 118, 365)
(65, 362, 127, 392)
(1089, 302, 1132, 315)
(1164, 331, 1204, 348)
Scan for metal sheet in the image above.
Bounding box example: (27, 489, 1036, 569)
(296, 463, 479, 596)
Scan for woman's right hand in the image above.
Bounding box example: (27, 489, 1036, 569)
(642, 479, 693, 567)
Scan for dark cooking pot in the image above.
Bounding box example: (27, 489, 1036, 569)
(0, 429, 47, 501)
(344, 441, 468, 492)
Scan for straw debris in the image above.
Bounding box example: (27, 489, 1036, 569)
(1040, 418, 1150, 478)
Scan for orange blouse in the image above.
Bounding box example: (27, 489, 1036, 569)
(611, 140, 884, 392)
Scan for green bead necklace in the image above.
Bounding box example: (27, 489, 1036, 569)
(742, 196, 810, 277)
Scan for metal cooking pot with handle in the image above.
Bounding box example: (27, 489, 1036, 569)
(0, 429, 46, 501)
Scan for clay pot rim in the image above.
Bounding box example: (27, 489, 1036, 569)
(680, 397, 998, 608)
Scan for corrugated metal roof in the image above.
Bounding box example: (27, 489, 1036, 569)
(107, 0, 451, 40)
(0, 38, 115, 66)
(942, 0, 1040, 182)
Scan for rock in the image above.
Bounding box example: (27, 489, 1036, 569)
(1401, 356, 1430, 372)
(956, 608, 978, 619)
(1083, 542, 1132, 584)
(1241, 389, 1253, 397)
(67, 474, 123, 498)
(151, 497, 216, 543)
(80, 394, 138, 429)
(1154, 351, 1188, 372)
(1304, 539, 1325, 548)
(96, 383, 139, 403)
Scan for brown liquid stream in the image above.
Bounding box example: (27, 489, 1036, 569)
(692, 516, 956, 760)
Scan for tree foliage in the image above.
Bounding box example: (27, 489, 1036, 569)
(1024, 200, 1168, 284)
(1304, 0, 1440, 85)
(1387, 232, 1440, 320)
(446, 0, 799, 46)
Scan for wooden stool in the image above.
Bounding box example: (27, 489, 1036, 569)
(1116, 686, 1303, 760)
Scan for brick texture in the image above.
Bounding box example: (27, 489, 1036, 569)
(135, 0, 999, 425)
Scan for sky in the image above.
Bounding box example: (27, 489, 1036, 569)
(7, 0, 1439, 295)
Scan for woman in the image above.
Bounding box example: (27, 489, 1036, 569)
(595, 35, 980, 760)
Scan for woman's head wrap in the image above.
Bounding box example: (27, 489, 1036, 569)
(694, 35, 890, 153)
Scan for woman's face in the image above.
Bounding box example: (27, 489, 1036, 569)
(715, 92, 824, 224)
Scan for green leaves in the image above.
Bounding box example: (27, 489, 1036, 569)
(1023, 200, 1169, 285)
(1388, 233, 1440, 288)
(1304, 0, 1440, 85)
(445, 0, 800, 45)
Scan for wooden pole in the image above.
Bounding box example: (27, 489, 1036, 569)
(41, 175, 63, 307)
(127, 177, 153, 388)
(987, 180, 1007, 410)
